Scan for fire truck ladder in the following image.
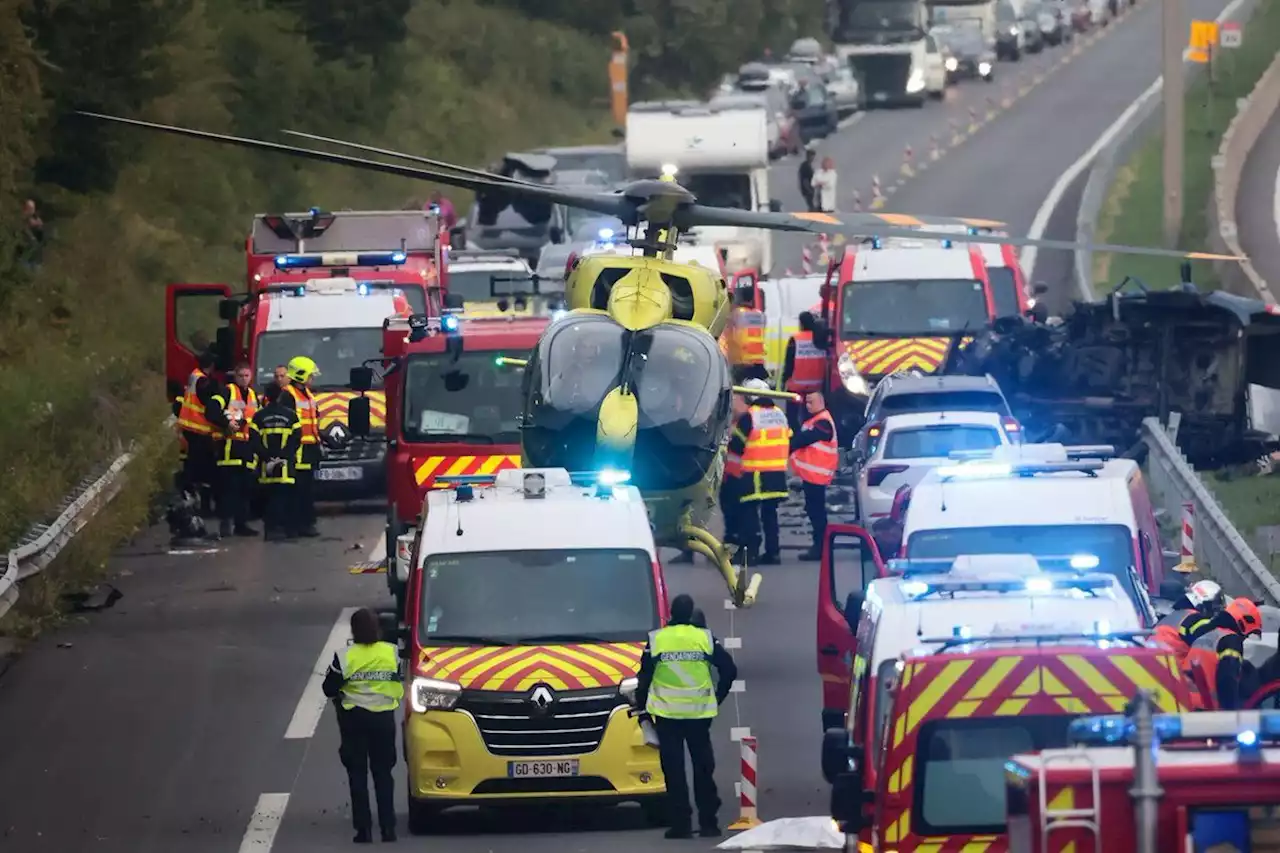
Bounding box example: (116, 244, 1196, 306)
(1037, 749, 1102, 853)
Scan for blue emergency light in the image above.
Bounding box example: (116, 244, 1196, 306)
(900, 575, 1113, 600)
(1069, 710, 1280, 748)
(598, 227, 615, 241)
(274, 250, 408, 269)
(941, 239, 953, 249)
(936, 462, 1012, 479)
(870, 237, 882, 249)
(441, 314, 460, 333)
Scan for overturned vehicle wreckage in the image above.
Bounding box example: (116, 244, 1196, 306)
(943, 280, 1280, 467)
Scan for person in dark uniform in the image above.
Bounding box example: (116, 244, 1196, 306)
(176, 347, 223, 515)
(206, 363, 260, 538)
(279, 356, 322, 538)
(322, 608, 403, 844)
(782, 312, 825, 430)
(726, 379, 791, 565)
(634, 594, 738, 839)
(1184, 597, 1263, 710)
(798, 148, 817, 212)
(1152, 579, 1225, 661)
(789, 391, 838, 561)
(250, 387, 302, 541)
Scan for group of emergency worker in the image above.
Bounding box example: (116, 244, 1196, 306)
(175, 351, 324, 540)
(1154, 579, 1280, 709)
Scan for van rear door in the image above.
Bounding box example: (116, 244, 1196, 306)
(165, 283, 232, 402)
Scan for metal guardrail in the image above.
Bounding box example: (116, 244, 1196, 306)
(0, 451, 136, 620)
(1140, 417, 1280, 604)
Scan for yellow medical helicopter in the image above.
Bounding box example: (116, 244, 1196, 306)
(78, 113, 1242, 606)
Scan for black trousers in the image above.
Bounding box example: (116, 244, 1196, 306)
(740, 498, 781, 557)
(337, 706, 397, 834)
(802, 480, 828, 549)
(720, 478, 743, 546)
(216, 463, 251, 528)
(295, 467, 316, 530)
(654, 717, 720, 831)
(259, 483, 295, 537)
(181, 432, 216, 512)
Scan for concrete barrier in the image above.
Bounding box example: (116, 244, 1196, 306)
(1207, 52, 1280, 303)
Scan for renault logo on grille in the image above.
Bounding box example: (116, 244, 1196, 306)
(528, 685, 555, 713)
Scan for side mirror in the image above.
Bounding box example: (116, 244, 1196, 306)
(1033, 282, 1049, 295)
(830, 772, 867, 829)
(822, 728, 857, 784)
(349, 395, 372, 437)
(378, 610, 399, 643)
(444, 292, 465, 310)
(349, 366, 374, 392)
(449, 225, 467, 249)
(213, 326, 234, 372)
(218, 298, 240, 321)
(769, 199, 783, 213)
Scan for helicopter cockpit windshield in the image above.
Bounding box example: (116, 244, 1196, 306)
(521, 314, 732, 490)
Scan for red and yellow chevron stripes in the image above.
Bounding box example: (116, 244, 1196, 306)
(416, 643, 644, 691)
(313, 391, 386, 429)
(877, 649, 1186, 852)
(844, 337, 974, 376)
(414, 454, 521, 487)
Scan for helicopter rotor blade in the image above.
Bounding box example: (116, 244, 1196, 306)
(281, 129, 548, 189)
(681, 205, 1245, 262)
(75, 112, 633, 220)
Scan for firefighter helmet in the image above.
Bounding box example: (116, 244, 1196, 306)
(1185, 579, 1224, 611)
(287, 356, 319, 383)
(1225, 597, 1263, 637)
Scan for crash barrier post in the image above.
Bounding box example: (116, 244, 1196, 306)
(900, 145, 914, 177)
(950, 118, 963, 145)
(0, 449, 138, 619)
(851, 189, 862, 211)
(1179, 501, 1197, 572)
(801, 244, 813, 274)
(1140, 417, 1280, 604)
(817, 233, 831, 266)
(870, 176, 885, 209)
(728, 735, 762, 830)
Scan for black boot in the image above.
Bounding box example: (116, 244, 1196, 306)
(664, 827, 693, 840)
(798, 547, 822, 561)
(234, 525, 259, 537)
(353, 828, 372, 843)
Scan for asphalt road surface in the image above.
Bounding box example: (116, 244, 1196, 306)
(0, 7, 1216, 850)
(1236, 101, 1280, 289)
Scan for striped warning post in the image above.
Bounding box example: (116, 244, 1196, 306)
(930, 134, 941, 160)
(801, 244, 813, 274)
(968, 105, 979, 133)
(900, 144, 914, 177)
(817, 233, 831, 266)
(1176, 501, 1197, 573)
(851, 189, 862, 211)
(870, 175, 885, 210)
(728, 735, 761, 829)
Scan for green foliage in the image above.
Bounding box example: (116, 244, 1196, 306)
(0, 0, 822, 567)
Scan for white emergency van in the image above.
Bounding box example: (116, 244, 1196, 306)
(625, 100, 778, 276)
(446, 249, 540, 317)
(760, 272, 825, 373)
(897, 443, 1171, 615)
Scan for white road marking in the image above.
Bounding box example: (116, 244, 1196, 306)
(730, 726, 752, 741)
(837, 112, 866, 132)
(1023, 0, 1249, 291)
(724, 598, 738, 610)
(367, 535, 386, 564)
(283, 607, 356, 739)
(238, 793, 289, 853)
(730, 679, 746, 693)
(723, 636, 743, 649)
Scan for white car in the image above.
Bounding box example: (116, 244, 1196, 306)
(855, 411, 1012, 522)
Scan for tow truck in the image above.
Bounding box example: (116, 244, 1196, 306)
(165, 209, 449, 494)
(1006, 699, 1280, 852)
(815, 235, 1002, 435)
(347, 289, 550, 613)
(824, 621, 1192, 852)
(390, 467, 667, 833)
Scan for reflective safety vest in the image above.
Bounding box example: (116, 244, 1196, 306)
(730, 308, 767, 366)
(741, 405, 790, 473)
(646, 624, 717, 720)
(338, 642, 404, 712)
(286, 384, 321, 445)
(786, 331, 826, 393)
(213, 385, 258, 442)
(790, 410, 838, 486)
(177, 369, 212, 435)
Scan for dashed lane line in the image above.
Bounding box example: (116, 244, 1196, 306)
(283, 607, 356, 740)
(238, 793, 290, 853)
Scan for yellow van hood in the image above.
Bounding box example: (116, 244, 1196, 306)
(416, 642, 644, 691)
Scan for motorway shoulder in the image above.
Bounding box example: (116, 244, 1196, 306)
(0, 512, 383, 853)
(1235, 103, 1280, 289)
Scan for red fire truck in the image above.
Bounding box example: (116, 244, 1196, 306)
(1006, 702, 1280, 852)
(165, 209, 448, 495)
(347, 302, 550, 613)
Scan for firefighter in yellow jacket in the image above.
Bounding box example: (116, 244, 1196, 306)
(725, 378, 791, 565)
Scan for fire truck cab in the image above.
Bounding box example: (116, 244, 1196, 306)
(824, 624, 1191, 853)
(1007, 708, 1280, 853)
(348, 307, 547, 614)
(395, 467, 667, 833)
(818, 552, 1154, 733)
(815, 237, 999, 436)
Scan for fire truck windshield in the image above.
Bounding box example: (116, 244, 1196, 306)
(906, 524, 1138, 601)
(915, 716, 1074, 833)
(418, 549, 660, 645)
(841, 279, 987, 337)
(401, 351, 526, 444)
(254, 328, 383, 389)
(987, 266, 1021, 316)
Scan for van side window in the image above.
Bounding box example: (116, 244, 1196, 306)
(830, 532, 881, 610)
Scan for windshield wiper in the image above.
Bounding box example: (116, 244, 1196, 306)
(424, 634, 513, 646)
(520, 633, 612, 644)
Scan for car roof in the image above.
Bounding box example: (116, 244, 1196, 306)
(882, 411, 1005, 429)
(879, 374, 1003, 395)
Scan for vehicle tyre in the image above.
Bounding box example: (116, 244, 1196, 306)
(984, 72, 995, 83)
(910, 95, 926, 108)
(929, 87, 945, 101)
(639, 797, 668, 827)
(408, 797, 438, 836)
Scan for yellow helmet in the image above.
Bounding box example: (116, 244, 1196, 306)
(287, 356, 319, 383)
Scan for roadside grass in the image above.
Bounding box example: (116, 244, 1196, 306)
(1091, 0, 1280, 289)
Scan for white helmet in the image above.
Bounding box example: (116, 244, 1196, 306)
(1186, 579, 1224, 609)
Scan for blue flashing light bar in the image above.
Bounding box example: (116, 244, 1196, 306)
(941, 239, 953, 249)
(936, 462, 1012, 479)
(274, 250, 408, 269)
(434, 470, 631, 489)
(898, 575, 1114, 599)
(598, 227, 615, 241)
(441, 314, 460, 333)
(1070, 711, 1280, 747)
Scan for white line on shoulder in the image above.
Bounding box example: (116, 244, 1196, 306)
(284, 607, 356, 740)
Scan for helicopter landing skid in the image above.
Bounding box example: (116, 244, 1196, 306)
(681, 524, 762, 608)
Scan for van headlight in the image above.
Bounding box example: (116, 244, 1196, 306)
(838, 351, 871, 396)
(410, 677, 462, 712)
(1010, 24, 1020, 35)
(979, 61, 992, 75)
(945, 57, 958, 72)
(619, 676, 639, 702)
(906, 69, 925, 93)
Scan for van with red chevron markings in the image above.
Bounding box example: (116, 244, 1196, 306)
(395, 467, 667, 833)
